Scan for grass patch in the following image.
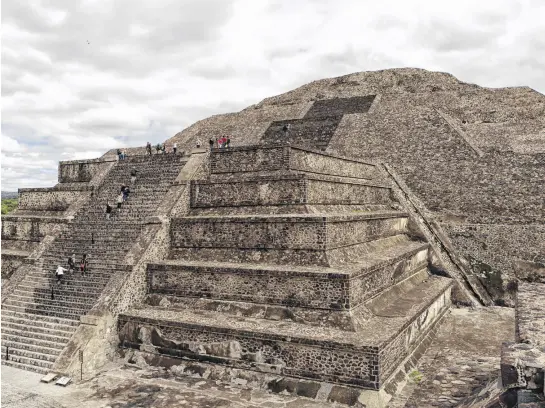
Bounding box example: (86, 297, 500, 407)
(1, 198, 18, 215)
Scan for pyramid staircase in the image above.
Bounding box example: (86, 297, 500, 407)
(1, 153, 188, 374)
(118, 145, 453, 403)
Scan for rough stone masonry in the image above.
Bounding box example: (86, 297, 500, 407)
(1, 68, 544, 408)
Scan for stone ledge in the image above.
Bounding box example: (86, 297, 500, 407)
(19, 185, 95, 193)
(118, 277, 451, 389)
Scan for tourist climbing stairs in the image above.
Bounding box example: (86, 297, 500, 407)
(1, 153, 187, 373)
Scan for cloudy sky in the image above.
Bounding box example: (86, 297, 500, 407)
(1, 0, 544, 191)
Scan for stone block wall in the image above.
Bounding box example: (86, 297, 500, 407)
(147, 263, 351, 309)
(0, 253, 26, 280)
(209, 145, 377, 180)
(191, 176, 391, 209)
(118, 316, 381, 389)
(1, 216, 69, 242)
(170, 214, 408, 252)
(58, 158, 115, 183)
(18, 186, 94, 212)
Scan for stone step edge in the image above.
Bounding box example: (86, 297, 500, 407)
(178, 210, 408, 222)
(195, 173, 390, 189)
(150, 241, 428, 280)
(1, 323, 75, 338)
(1, 359, 50, 374)
(1, 344, 61, 359)
(1, 311, 80, 325)
(1, 335, 66, 351)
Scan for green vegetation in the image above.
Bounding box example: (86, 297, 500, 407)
(408, 369, 423, 384)
(1, 198, 18, 215)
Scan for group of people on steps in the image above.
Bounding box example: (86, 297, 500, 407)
(55, 254, 88, 284)
(106, 169, 136, 220)
(146, 141, 178, 155)
(206, 137, 231, 150)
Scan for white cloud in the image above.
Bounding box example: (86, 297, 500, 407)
(1, 0, 544, 191)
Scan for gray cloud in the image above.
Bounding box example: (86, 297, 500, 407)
(2, 0, 544, 191)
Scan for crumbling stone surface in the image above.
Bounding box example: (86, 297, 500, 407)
(517, 283, 545, 346)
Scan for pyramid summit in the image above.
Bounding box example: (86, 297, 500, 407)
(2, 68, 544, 407)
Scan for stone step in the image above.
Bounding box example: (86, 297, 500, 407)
(1, 358, 50, 374)
(6, 293, 97, 308)
(27, 277, 110, 289)
(1, 345, 58, 363)
(119, 275, 452, 389)
(2, 303, 86, 320)
(190, 174, 392, 209)
(149, 237, 429, 309)
(1, 322, 75, 341)
(4, 297, 93, 314)
(16, 284, 103, 297)
(2, 334, 66, 352)
(1, 310, 79, 328)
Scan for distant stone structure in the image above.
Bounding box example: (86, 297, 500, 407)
(1, 68, 543, 407)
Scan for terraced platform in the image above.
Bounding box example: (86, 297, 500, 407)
(118, 145, 453, 406)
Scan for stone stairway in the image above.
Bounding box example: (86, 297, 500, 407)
(118, 145, 453, 405)
(1, 153, 187, 374)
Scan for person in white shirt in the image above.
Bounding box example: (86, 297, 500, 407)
(173, 143, 178, 154)
(55, 265, 67, 284)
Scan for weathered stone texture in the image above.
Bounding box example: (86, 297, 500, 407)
(1, 216, 69, 242)
(516, 283, 545, 346)
(166, 68, 544, 305)
(58, 158, 114, 183)
(444, 224, 545, 305)
(17, 187, 93, 212)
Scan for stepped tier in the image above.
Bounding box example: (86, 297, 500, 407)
(189, 173, 393, 216)
(120, 274, 452, 389)
(149, 236, 428, 312)
(170, 211, 409, 266)
(209, 144, 379, 180)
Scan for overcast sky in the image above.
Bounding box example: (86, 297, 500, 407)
(1, 0, 544, 191)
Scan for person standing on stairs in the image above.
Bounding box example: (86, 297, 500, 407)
(117, 192, 123, 212)
(226, 136, 231, 149)
(105, 201, 112, 220)
(80, 254, 88, 276)
(55, 265, 67, 284)
(146, 142, 152, 155)
(173, 142, 178, 154)
(130, 169, 137, 184)
(122, 186, 130, 202)
(67, 255, 75, 273)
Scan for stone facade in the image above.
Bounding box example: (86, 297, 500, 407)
(117, 145, 453, 408)
(167, 68, 544, 306)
